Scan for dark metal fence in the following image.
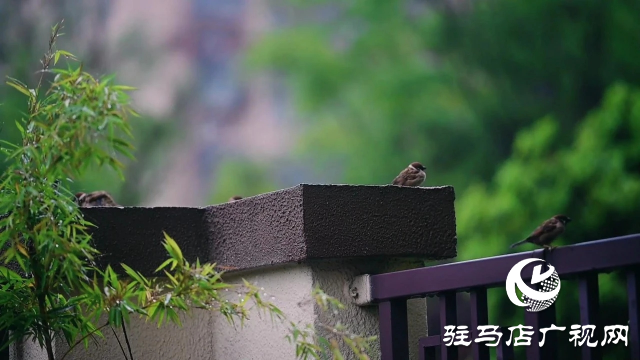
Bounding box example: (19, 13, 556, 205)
(371, 234, 640, 360)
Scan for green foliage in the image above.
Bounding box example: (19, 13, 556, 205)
(434, 0, 640, 131)
(458, 83, 640, 261)
(0, 22, 136, 359)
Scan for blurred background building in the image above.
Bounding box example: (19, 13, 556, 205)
(106, 0, 298, 206)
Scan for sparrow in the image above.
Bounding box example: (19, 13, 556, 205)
(510, 214, 572, 250)
(75, 191, 119, 207)
(392, 162, 427, 187)
(228, 195, 243, 202)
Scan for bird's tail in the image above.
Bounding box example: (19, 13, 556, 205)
(509, 238, 530, 249)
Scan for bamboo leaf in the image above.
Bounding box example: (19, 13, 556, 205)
(6, 78, 32, 99)
(14, 121, 25, 137)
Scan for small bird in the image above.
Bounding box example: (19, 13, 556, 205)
(510, 214, 572, 250)
(228, 195, 243, 202)
(75, 191, 119, 207)
(392, 162, 427, 187)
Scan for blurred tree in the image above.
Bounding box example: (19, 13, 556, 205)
(433, 0, 640, 160)
(458, 83, 640, 359)
(459, 83, 640, 261)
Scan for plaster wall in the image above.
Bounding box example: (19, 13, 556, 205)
(43, 265, 314, 360)
(10, 262, 426, 360)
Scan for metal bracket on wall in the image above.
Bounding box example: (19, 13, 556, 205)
(347, 274, 373, 306)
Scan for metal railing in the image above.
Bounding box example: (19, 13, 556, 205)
(370, 234, 640, 360)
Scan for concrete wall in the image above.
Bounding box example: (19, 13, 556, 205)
(11, 262, 427, 360)
(6, 184, 457, 360)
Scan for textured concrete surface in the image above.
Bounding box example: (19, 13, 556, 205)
(82, 184, 456, 275)
(302, 185, 456, 260)
(205, 187, 306, 270)
(9, 336, 50, 360)
(81, 207, 209, 276)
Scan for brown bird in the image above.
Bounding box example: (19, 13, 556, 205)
(228, 195, 243, 202)
(75, 191, 119, 207)
(392, 162, 427, 187)
(510, 214, 572, 250)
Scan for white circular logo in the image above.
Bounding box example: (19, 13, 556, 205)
(505, 258, 561, 312)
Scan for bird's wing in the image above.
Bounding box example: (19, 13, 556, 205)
(87, 190, 109, 198)
(528, 218, 559, 239)
(393, 169, 422, 185)
(405, 172, 423, 183)
(86, 191, 117, 206)
(392, 173, 406, 185)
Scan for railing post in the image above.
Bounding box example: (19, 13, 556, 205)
(524, 259, 557, 360)
(439, 292, 457, 360)
(579, 273, 602, 360)
(470, 288, 490, 360)
(379, 299, 409, 360)
(524, 302, 557, 360)
(497, 326, 515, 360)
(628, 269, 640, 360)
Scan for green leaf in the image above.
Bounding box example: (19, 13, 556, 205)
(5, 77, 32, 99)
(154, 258, 174, 273)
(163, 232, 184, 262)
(56, 50, 77, 61)
(14, 121, 25, 137)
(0, 266, 21, 280)
(112, 85, 137, 91)
(121, 263, 148, 286)
(317, 336, 331, 351)
(0, 140, 19, 150)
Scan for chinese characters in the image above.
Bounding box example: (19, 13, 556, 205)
(442, 324, 629, 347)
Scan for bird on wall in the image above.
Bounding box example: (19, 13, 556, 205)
(75, 191, 119, 207)
(228, 195, 243, 202)
(392, 162, 427, 187)
(510, 214, 572, 250)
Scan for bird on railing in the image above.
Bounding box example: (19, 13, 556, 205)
(392, 162, 427, 187)
(510, 214, 572, 250)
(74, 191, 119, 207)
(228, 195, 243, 202)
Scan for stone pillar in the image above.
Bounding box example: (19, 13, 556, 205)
(12, 184, 457, 360)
